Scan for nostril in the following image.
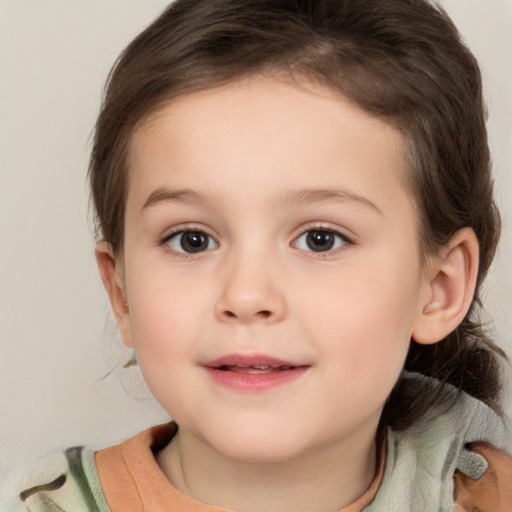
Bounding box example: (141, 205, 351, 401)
(222, 309, 272, 320)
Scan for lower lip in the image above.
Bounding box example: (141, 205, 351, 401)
(203, 366, 309, 392)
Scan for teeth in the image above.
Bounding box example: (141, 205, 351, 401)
(233, 366, 273, 374)
(218, 364, 295, 374)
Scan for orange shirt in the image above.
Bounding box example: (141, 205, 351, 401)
(95, 422, 385, 512)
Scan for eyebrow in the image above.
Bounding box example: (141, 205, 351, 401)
(142, 188, 210, 212)
(141, 186, 382, 214)
(279, 188, 382, 214)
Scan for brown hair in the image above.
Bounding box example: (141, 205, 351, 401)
(89, 0, 505, 429)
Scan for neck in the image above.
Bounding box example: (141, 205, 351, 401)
(156, 424, 379, 512)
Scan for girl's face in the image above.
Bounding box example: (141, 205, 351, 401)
(113, 75, 431, 463)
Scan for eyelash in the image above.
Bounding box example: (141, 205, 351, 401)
(160, 225, 353, 257)
(292, 226, 353, 255)
(161, 227, 218, 257)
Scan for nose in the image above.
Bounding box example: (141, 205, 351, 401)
(214, 252, 287, 324)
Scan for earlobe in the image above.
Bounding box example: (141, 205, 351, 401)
(95, 242, 134, 348)
(412, 228, 479, 345)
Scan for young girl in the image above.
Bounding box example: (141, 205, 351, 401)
(6, 0, 512, 510)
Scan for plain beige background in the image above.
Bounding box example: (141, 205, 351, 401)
(1, 0, 511, 473)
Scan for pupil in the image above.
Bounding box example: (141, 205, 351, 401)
(307, 230, 334, 252)
(181, 231, 207, 253)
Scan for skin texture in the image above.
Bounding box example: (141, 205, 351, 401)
(96, 75, 479, 512)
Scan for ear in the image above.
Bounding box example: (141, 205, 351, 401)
(95, 241, 134, 348)
(412, 228, 479, 345)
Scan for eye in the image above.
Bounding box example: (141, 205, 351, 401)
(293, 229, 349, 253)
(165, 230, 218, 254)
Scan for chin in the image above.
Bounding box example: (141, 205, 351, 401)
(205, 424, 311, 464)
(220, 442, 303, 464)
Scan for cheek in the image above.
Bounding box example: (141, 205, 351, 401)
(127, 281, 206, 415)
(299, 256, 421, 372)
(126, 265, 209, 371)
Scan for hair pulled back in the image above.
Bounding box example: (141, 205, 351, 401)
(89, 0, 505, 429)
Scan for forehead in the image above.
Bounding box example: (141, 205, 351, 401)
(126, 75, 411, 216)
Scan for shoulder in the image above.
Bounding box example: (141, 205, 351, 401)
(366, 373, 512, 511)
(0, 445, 110, 512)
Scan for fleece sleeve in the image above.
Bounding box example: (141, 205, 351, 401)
(1, 447, 110, 512)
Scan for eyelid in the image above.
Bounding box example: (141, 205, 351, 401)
(291, 224, 354, 254)
(160, 225, 219, 255)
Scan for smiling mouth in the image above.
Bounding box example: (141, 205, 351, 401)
(202, 355, 308, 392)
(203, 354, 303, 372)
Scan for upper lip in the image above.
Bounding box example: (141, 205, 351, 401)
(202, 354, 305, 369)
